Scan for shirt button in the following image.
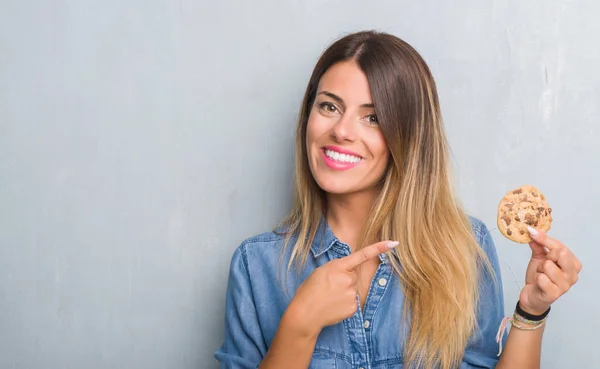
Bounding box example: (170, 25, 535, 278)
(363, 320, 370, 329)
(378, 278, 387, 286)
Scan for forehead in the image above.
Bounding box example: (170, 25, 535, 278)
(317, 60, 373, 104)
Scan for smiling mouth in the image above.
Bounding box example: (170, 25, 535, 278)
(323, 148, 363, 163)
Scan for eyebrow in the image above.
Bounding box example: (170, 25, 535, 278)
(317, 91, 374, 109)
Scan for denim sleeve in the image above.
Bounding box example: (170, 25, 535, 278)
(214, 244, 266, 369)
(462, 219, 507, 368)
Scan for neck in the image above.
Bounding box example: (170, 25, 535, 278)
(325, 189, 379, 251)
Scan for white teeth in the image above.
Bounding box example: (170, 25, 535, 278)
(325, 149, 361, 163)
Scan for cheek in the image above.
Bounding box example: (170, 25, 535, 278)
(305, 113, 328, 149)
(305, 115, 322, 171)
(305, 117, 316, 146)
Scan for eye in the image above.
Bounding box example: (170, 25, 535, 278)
(318, 102, 338, 114)
(366, 114, 378, 125)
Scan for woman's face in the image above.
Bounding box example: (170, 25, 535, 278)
(306, 60, 390, 196)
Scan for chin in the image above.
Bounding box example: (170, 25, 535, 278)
(312, 174, 359, 195)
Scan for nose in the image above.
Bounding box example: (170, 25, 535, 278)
(331, 112, 357, 143)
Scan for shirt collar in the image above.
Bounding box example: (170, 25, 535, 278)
(309, 216, 338, 257)
(308, 216, 391, 264)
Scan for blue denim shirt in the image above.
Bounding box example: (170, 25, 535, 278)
(215, 217, 506, 368)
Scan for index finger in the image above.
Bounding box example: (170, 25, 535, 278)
(342, 241, 399, 270)
(528, 226, 564, 250)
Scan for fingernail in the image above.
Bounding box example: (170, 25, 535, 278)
(527, 226, 539, 238)
(386, 241, 399, 249)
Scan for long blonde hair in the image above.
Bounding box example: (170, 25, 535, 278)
(280, 31, 493, 369)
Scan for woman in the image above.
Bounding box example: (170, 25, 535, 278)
(214, 31, 581, 369)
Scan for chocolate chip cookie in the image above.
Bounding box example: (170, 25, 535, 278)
(497, 185, 553, 243)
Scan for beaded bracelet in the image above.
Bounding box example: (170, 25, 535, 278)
(511, 315, 546, 331)
(513, 311, 548, 326)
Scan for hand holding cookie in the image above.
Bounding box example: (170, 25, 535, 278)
(519, 227, 582, 315)
(497, 185, 582, 314)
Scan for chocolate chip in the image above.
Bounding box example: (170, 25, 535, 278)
(502, 216, 511, 226)
(520, 195, 528, 202)
(538, 207, 545, 211)
(524, 214, 535, 225)
(548, 208, 552, 213)
(507, 229, 513, 236)
(515, 215, 520, 222)
(532, 192, 538, 197)
(513, 189, 523, 195)
(519, 229, 525, 235)
(505, 203, 514, 211)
